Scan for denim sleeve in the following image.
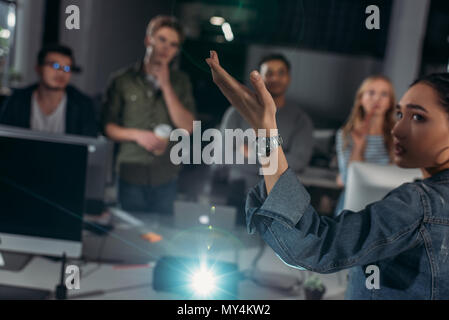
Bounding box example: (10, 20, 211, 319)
(245, 168, 424, 273)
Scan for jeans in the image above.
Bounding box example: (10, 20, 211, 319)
(118, 179, 177, 214)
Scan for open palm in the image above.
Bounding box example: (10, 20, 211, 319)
(206, 51, 277, 132)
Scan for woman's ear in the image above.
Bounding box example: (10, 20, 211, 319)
(435, 146, 449, 167)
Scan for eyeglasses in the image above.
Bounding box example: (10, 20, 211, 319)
(43, 62, 72, 73)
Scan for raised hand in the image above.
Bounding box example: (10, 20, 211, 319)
(351, 108, 377, 149)
(206, 50, 277, 133)
(153, 62, 171, 89)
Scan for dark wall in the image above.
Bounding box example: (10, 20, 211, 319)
(59, 0, 173, 95)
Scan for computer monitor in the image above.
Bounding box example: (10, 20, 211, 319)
(344, 162, 423, 212)
(82, 135, 114, 215)
(0, 125, 113, 215)
(0, 125, 110, 258)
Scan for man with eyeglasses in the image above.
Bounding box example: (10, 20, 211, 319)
(0, 44, 98, 137)
(102, 16, 196, 214)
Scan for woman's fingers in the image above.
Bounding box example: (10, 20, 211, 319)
(208, 51, 254, 97)
(250, 71, 273, 106)
(362, 109, 376, 132)
(206, 50, 276, 129)
(206, 51, 256, 114)
(239, 82, 255, 97)
(210, 50, 220, 65)
(206, 52, 242, 96)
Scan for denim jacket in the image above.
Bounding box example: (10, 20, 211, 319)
(245, 167, 449, 300)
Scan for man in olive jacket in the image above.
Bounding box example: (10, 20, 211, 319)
(102, 16, 196, 214)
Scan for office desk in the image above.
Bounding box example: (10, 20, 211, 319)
(0, 211, 347, 300)
(298, 167, 342, 190)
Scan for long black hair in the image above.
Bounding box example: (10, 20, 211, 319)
(412, 73, 449, 112)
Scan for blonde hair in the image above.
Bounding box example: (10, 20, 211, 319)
(146, 15, 184, 44)
(341, 75, 396, 159)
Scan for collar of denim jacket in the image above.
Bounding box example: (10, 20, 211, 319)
(426, 168, 449, 183)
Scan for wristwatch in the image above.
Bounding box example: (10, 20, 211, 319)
(256, 135, 283, 157)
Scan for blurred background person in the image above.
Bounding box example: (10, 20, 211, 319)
(219, 53, 314, 222)
(334, 75, 396, 215)
(0, 44, 97, 137)
(102, 15, 196, 214)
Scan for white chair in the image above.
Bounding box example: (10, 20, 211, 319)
(344, 162, 422, 212)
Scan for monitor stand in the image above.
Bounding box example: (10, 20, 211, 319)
(0, 251, 33, 271)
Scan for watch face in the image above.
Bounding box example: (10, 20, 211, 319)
(256, 135, 283, 157)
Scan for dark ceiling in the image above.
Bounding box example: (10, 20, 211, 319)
(177, 0, 393, 58)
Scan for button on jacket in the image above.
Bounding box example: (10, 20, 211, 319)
(246, 167, 449, 299)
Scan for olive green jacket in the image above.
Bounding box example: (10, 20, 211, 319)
(102, 61, 196, 186)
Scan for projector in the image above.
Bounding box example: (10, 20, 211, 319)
(153, 256, 240, 300)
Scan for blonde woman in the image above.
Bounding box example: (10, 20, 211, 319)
(335, 76, 396, 215)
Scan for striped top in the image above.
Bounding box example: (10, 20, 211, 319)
(336, 129, 390, 184)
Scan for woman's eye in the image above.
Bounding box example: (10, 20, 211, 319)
(413, 114, 425, 121)
(395, 111, 403, 120)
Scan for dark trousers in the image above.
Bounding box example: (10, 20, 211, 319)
(118, 179, 177, 214)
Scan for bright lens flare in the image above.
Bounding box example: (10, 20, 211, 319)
(191, 268, 216, 296)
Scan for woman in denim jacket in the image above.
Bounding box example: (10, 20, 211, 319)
(206, 51, 449, 300)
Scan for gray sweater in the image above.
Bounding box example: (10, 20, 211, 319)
(219, 102, 314, 189)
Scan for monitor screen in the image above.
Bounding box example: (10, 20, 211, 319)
(0, 135, 87, 242)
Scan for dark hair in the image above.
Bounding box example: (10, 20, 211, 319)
(147, 15, 184, 44)
(257, 53, 291, 72)
(37, 44, 75, 67)
(412, 73, 449, 113)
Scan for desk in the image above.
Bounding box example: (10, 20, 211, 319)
(298, 167, 342, 190)
(0, 211, 347, 300)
